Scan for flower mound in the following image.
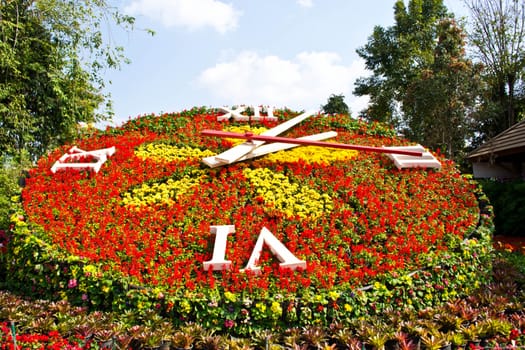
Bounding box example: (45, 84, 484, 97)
(7, 107, 492, 333)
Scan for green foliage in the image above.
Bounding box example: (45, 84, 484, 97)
(402, 18, 484, 160)
(0, 153, 30, 231)
(355, 0, 451, 123)
(0, 0, 136, 161)
(478, 179, 525, 236)
(0, 154, 30, 284)
(497, 250, 525, 282)
(321, 94, 350, 115)
(4, 215, 132, 309)
(0, 166, 19, 232)
(465, 0, 525, 134)
(354, 0, 483, 161)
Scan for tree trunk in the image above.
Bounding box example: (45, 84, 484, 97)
(507, 74, 516, 128)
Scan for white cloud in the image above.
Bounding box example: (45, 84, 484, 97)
(125, 0, 241, 34)
(297, 0, 313, 8)
(196, 51, 370, 114)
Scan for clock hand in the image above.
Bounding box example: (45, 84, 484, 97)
(201, 130, 424, 156)
(202, 131, 338, 168)
(382, 145, 442, 169)
(204, 110, 316, 166)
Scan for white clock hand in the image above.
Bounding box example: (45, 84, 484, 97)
(203, 110, 315, 167)
(202, 131, 338, 168)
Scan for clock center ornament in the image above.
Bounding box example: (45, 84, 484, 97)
(12, 105, 492, 333)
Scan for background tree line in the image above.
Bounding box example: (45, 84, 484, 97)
(353, 0, 525, 163)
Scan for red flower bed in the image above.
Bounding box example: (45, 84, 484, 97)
(19, 108, 479, 299)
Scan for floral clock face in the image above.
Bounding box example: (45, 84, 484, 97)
(23, 108, 479, 299)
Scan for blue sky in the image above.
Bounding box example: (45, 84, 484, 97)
(103, 0, 468, 126)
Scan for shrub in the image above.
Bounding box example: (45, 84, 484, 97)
(478, 179, 525, 236)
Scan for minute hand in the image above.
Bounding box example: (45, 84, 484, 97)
(201, 130, 424, 157)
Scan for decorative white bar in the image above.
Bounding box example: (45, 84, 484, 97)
(241, 227, 306, 274)
(203, 225, 235, 271)
(51, 146, 116, 173)
(217, 106, 247, 121)
(266, 106, 275, 120)
(383, 145, 441, 170)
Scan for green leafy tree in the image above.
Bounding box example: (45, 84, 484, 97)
(403, 18, 484, 159)
(354, 0, 451, 125)
(0, 0, 136, 160)
(354, 0, 482, 160)
(464, 0, 525, 138)
(321, 94, 350, 115)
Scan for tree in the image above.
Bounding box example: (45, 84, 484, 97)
(0, 0, 136, 161)
(354, 0, 482, 160)
(463, 0, 525, 136)
(355, 0, 452, 126)
(403, 19, 484, 159)
(321, 94, 350, 115)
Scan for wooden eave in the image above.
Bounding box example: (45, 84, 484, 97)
(467, 120, 525, 161)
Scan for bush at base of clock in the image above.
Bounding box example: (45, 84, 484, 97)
(3, 107, 495, 335)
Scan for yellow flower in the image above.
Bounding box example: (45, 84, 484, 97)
(270, 301, 282, 317)
(314, 294, 328, 304)
(223, 125, 269, 145)
(83, 264, 98, 276)
(328, 290, 340, 301)
(180, 300, 191, 314)
(344, 303, 353, 312)
(135, 143, 216, 162)
(243, 167, 332, 220)
(224, 291, 237, 303)
(373, 281, 383, 290)
(266, 145, 358, 165)
(256, 302, 267, 313)
(122, 170, 205, 208)
(400, 274, 413, 286)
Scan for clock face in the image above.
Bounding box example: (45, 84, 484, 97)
(22, 107, 479, 297)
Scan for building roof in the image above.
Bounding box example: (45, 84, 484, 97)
(468, 120, 525, 161)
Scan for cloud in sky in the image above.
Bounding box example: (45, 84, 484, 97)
(196, 51, 370, 113)
(124, 0, 242, 34)
(297, 0, 314, 8)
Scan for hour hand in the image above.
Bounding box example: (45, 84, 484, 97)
(201, 131, 338, 168)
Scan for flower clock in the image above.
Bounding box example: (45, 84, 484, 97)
(7, 106, 493, 334)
